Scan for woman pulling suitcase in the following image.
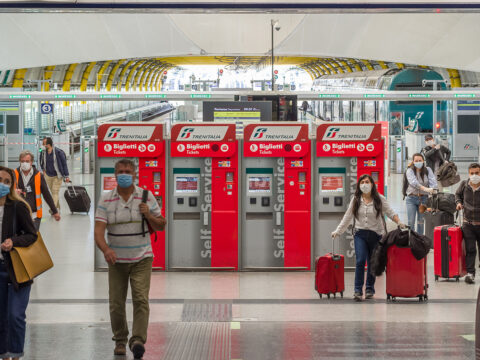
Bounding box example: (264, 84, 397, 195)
(331, 174, 406, 302)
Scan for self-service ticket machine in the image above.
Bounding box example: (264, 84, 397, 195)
(314, 123, 384, 268)
(242, 123, 311, 270)
(169, 123, 238, 270)
(95, 122, 166, 270)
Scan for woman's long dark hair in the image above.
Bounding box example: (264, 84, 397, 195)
(0, 166, 31, 212)
(409, 153, 428, 180)
(352, 174, 382, 219)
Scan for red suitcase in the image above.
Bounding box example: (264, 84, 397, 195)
(434, 225, 466, 281)
(315, 238, 345, 298)
(386, 245, 428, 302)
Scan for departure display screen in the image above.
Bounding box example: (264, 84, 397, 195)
(248, 176, 271, 193)
(175, 176, 199, 193)
(320, 175, 344, 193)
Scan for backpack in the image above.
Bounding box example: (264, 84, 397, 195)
(426, 191, 456, 214)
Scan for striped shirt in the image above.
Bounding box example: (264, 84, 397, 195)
(95, 186, 161, 263)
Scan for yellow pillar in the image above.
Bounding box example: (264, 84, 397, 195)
(12, 68, 28, 88)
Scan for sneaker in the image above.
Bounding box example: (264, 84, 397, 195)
(114, 343, 126, 356)
(131, 341, 145, 360)
(365, 291, 374, 299)
(465, 273, 475, 284)
(353, 292, 363, 302)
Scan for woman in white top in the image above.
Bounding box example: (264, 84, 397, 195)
(331, 174, 405, 302)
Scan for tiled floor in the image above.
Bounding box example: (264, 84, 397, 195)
(16, 163, 479, 359)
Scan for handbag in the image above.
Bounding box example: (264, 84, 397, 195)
(9, 202, 54, 283)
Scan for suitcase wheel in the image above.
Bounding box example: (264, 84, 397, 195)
(333, 293, 336, 299)
(327, 294, 331, 299)
(435, 275, 439, 281)
(319, 294, 322, 299)
(340, 292, 343, 298)
(455, 276, 460, 282)
(419, 296, 424, 302)
(386, 295, 391, 302)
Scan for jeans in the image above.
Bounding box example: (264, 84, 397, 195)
(0, 261, 31, 358)
(406, 195, 428, 235)
(108, 257, 153, 348)
(462, 223, 480, 275)
(354, 229, 382, 295)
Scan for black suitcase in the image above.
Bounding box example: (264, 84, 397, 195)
(424, 210, 454, 247)
(64, 185, 91, 214)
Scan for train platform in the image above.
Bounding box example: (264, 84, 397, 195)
(22, 169, 477, 360)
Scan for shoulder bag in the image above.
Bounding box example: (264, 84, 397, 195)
(9, 201, 54, 283)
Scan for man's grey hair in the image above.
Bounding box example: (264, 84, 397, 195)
(114, 159, 136, 173)
(19, 150, 34, 162)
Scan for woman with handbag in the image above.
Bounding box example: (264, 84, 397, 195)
(331, 174, 406, 302)
(0, 166, 38, 360)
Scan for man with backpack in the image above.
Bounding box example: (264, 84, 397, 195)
(455, 163, 480, 284)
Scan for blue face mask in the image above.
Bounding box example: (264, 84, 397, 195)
(414, 162, 424, 169)
(116, 174, 133, 188)
(0, 183, 10, 198)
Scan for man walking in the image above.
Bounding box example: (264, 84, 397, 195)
(15, 150, 60, 230)
(94, 159, 166, 359)
(455, 163, 480, 284)
(39, 137, 70, 211)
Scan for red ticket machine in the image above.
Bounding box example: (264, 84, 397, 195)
(95, 122, 166, 270)
(314, 122, 384, 268)
(242, 123, 311, 270)
(169, 123, 238, 270)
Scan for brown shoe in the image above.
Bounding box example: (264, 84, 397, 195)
(114, 343, 127, 356)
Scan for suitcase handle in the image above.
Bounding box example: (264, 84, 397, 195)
(67, 182, 77, 197)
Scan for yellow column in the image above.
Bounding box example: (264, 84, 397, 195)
(12, 68, 28, 88)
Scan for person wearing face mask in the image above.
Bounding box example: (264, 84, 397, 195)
(422, 135, 451, 179)
(0, 166, 38, 360)
(331, 174, 405, 301)
(455, 163, 480, 284)
(405, 153, 438, 235)
(94, 159, 166, 360)
(14, 150, 60, 231)
(39, 137, 70, 212)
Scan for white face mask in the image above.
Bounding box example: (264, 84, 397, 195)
(426, 140, 435, 147)
(20, 162, 31, 171)
(470, 174, 480, 185)
(360, 183, 372, 194)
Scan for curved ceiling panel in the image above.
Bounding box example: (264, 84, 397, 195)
(0, 13, 201, 70)
(276, 13, 480, 72)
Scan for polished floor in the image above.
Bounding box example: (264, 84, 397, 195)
(18, 162, 479, 359)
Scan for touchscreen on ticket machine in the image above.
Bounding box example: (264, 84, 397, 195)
(95, 123, 167, 270)
(314, 123, 384, 269)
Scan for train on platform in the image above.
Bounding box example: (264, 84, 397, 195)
(310, 68, 448, 134)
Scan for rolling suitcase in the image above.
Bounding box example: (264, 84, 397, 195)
(386, 244, 428, 302)
(434, 224, 466, 281)
(64, 184, 91, 214)
(424, 210, 454, 246)
(315, 237, 345, 298)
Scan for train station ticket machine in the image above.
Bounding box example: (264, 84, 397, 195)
(169, 123, 239, 270)
(242, 123, 311, 270)
(95, 122, 166, 270)
(314, 123, 384, 268)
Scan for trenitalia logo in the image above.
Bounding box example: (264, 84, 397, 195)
(253, 128, 267, 139)
(107, 128, 121, 139)
(325, 127, 340, 138)
(249, 126, 301, 141)
(176, 126, 229, 141)
(103, 126, 156, 141)
(180, 128, 194, 139)
(322, 125, 374, 141)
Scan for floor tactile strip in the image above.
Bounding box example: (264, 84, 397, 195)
(182, 301, 232, 322)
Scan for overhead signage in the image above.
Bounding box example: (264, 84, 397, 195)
(190, 94, 212, 99)
(40, 103, 53, 114)
(100, 94, 121, 99)
(364, 94, 385, 98)
(9, 94, 30, 99)
(55, 94, 76, 99)
(318, 94, 340, 98)
(409, 94, 431, 98)
(455, 94, 476, 98)
(57, 119, 67, 132)
(145, 94, 167, 99)
(203, 101, 272, 122)
(320, 125, 375, 141)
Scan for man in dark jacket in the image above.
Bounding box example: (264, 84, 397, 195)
(456, 163, 480, 284)
(39, 137, 70, 211)
(422, 134, 451, 174)
(15, 150, 60, 230)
